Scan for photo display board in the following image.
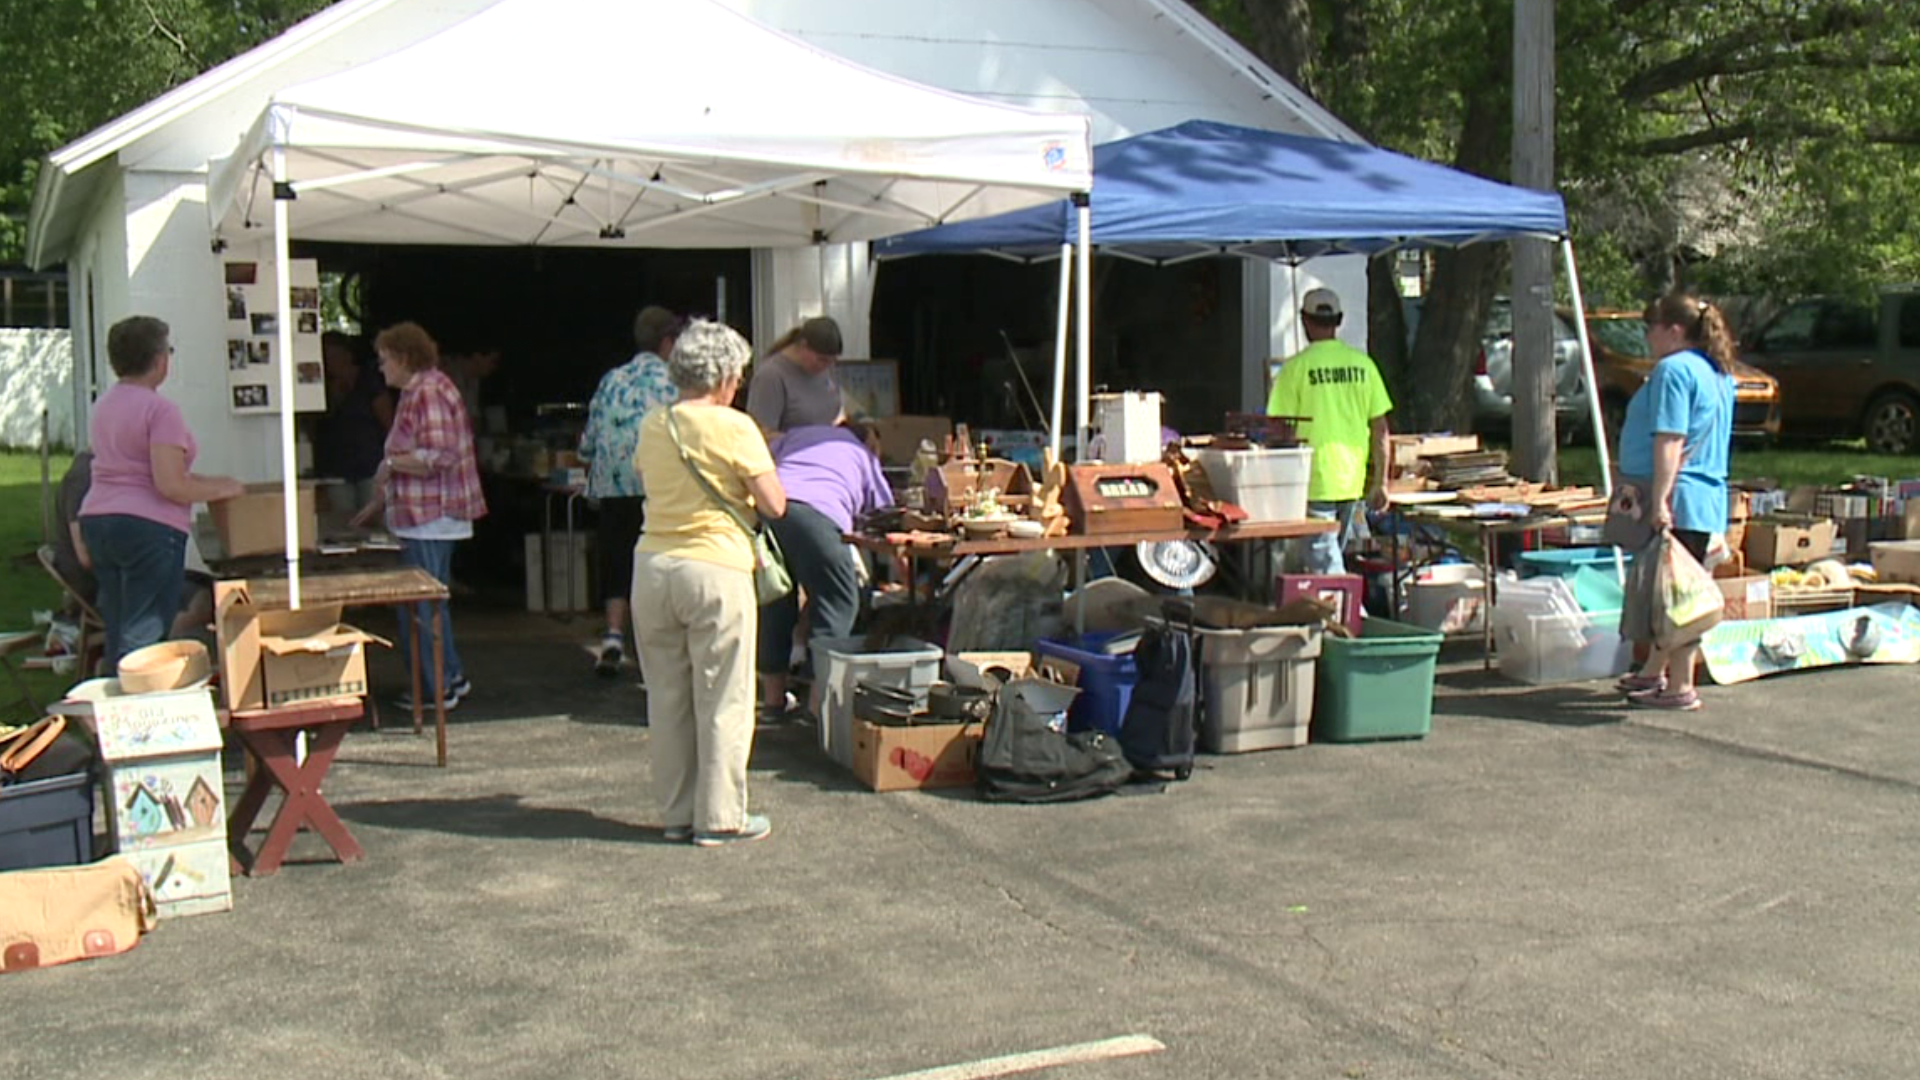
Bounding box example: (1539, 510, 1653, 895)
(223, 257, 325, 415)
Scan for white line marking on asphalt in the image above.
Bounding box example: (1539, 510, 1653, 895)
(865, 1034, 1167, 1080)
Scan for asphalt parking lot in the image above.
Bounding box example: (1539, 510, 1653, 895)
(10, 608, 1919, 1080)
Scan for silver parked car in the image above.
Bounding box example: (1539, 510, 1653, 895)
(1404, 297, 1589, 436)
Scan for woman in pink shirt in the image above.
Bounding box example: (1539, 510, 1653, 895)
(78, 316, 244, 672)
(352, 322, 487, 711)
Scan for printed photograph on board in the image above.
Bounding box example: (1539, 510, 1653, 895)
(233, 384, 269, 409)
(227, 340, 247, 370)
(224, 262, 258, 286)
(297, 362, 323, 385)
(297, 311, 319, 334)
(226, 287, 247, 321)
(250, 313, 278, 335)
(290, 286, 320, 310)
(248, 340, 272, 365)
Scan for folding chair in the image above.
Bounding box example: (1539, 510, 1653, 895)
(0, 630, 42, 720)
(36, 544, 106, 678)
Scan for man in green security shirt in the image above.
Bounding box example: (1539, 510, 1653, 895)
(1266, 288, 1393, 574)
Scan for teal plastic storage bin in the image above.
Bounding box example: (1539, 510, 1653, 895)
(1517, 547, 1631, 579)
(1314, 618, 1443, 742)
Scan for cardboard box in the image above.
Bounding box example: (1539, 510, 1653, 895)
(209, 482, 319, 557)
(1716, 575, 1774, 621)
(214, 581, 389, 711)
(868, 415, 953, 468)
(949, 652, 1034, 688)
(1869, 540, 1920, 585)
(851, 720, 982, 792)
(1744, 516, 1838, 570)
(1711, 549, 1747, 579)
(1728, 491, 1752, 523)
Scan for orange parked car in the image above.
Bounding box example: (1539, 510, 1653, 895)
(1581, 309, 1782, 441)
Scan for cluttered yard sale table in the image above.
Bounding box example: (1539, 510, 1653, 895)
(12, 392, 1920, 972)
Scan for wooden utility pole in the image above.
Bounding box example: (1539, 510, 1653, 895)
(1511, 0, 1557, 483)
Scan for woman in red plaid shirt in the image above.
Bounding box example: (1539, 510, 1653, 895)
(352, 322, 488, 710)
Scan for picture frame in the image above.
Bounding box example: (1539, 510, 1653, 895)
(835, 358, 900, 419)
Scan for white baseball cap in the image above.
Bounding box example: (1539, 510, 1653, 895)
(1302, 288, 1343, 319)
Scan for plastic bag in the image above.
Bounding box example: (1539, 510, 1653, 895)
(1653, 532, 1724, 647)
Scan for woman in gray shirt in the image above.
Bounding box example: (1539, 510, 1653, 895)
(746, 316, 845, 433)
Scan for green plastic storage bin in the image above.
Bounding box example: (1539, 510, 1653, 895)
(1314, 617, 1443, 742)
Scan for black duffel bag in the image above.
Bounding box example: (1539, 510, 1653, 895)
(976, 679, 1132, 803)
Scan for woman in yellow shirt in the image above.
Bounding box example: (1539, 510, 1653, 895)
(632, 320, 787, 846)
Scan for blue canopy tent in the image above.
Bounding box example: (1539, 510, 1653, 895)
(873, 120, 1603, 486)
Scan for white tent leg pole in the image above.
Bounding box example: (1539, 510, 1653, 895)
(1561, 239, 1610, 493)
(1560, 238, 1626, 582)
(273, 146, 302, 610)
(1288, 265, 1304, 355)
(1049, 241, 1071, 460)
(1074, 195, 1091, 462)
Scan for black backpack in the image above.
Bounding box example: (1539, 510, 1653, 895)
(977, 679, 1133, 803)
(1118, 615, 1197, 780)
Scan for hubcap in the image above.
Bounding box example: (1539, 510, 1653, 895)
(1870, 402, 1916, 454)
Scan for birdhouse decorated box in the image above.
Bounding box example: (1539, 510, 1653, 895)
(50, 679, 232, 917)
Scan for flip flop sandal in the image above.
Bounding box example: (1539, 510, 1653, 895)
(1615, 673, 1666, 694)
(1630, 688, 1701, 711)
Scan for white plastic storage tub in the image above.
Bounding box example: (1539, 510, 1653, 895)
(1406, 562, 1485, 632)
(1155, 619, 1322, 752)
(1193, 447, 1313, 523)
(814, 636, 944, 769)
(1493, 606, 1630, 685)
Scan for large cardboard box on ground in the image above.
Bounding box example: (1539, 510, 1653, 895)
(851, 720, 982, 792)
(1716, 575, 1774, 621)
(1869, 540, 1920, 585)
(214, 581, 389, 711)
(1744, 516, 1838, 570)
(208, 483, 319, 558)
(49, 681, 232, 917)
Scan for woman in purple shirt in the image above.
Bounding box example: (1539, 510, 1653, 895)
(78, 316, 244, 672)
(757, 422, 894, 720)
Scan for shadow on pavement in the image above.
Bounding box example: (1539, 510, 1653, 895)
(1434, 666, 1630, 727)
(339, 793, 658, 844)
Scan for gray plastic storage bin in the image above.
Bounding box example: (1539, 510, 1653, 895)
(0, 772, 95, 872)
(814, 636, 944, 769)
(1156, 620, 1322, 752)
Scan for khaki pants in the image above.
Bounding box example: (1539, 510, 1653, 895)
(632, 551, 758, 834)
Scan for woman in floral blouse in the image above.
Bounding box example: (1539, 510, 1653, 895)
(353, 321, 487, 710)
(578, 306, 681, 677)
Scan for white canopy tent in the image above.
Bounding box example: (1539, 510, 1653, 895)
(204, 0, 1092, 607)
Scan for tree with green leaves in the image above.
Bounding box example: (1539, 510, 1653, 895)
(0, 0, 333, 264)
(1201, 0, 1920, 430)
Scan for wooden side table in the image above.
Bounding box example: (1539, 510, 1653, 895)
(225, 697, 366, 876)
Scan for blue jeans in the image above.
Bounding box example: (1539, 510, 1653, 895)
(395, 537, 465, 695)
(756, 501, 860, 678)
(1291, 500, 1363, 576)
(79, 514, 186, 674)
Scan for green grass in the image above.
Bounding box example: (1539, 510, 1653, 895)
(0, 448, 77, 722)
(1556, 440, 1915, 491)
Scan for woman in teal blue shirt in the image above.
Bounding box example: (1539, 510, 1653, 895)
(1615, 293, 1737, 711)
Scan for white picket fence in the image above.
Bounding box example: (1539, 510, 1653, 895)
(0, 328, 74, 449)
